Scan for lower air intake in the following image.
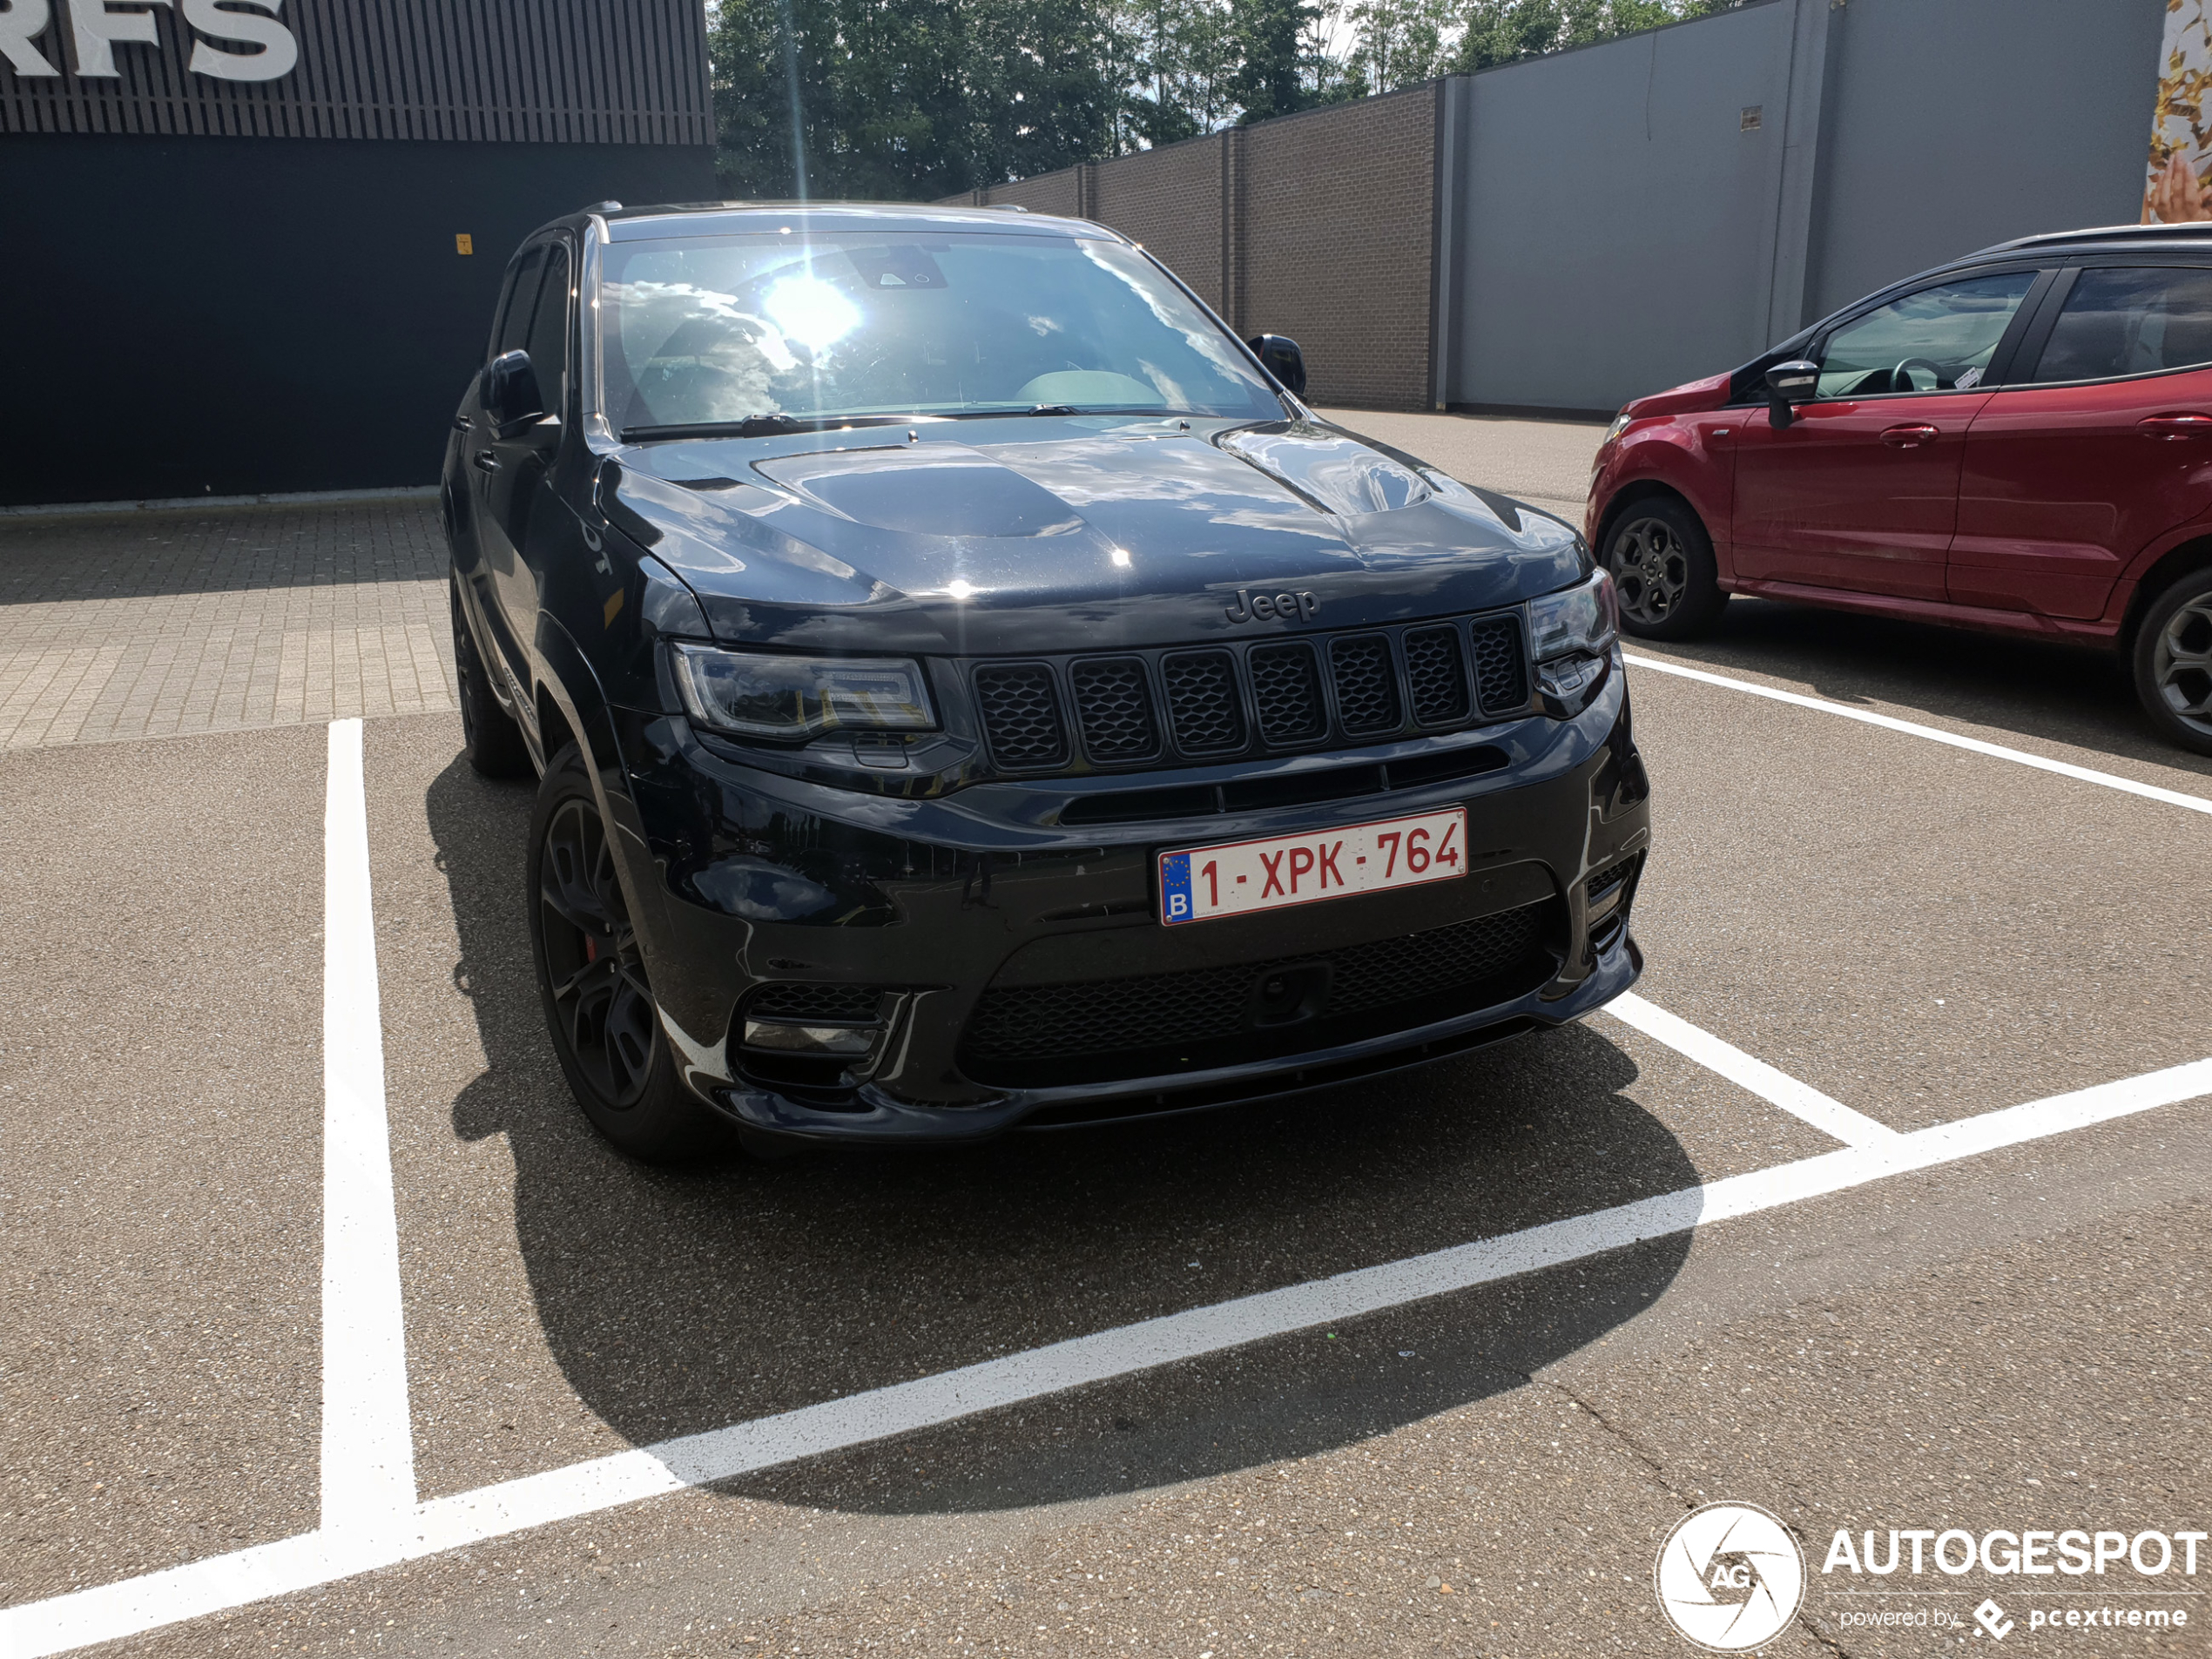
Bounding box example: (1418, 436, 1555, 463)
(959, 898, 1559, 1088)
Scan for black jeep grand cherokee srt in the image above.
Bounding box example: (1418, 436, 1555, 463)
(444, 200, 1650, 1158)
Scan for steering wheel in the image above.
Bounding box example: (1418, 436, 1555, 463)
(1892, 357, 1946, 393)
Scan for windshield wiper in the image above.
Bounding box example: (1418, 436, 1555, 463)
(620, 413, 910, 442)
(621, 406, 1204, 441)
(937, 404, 1194, 421)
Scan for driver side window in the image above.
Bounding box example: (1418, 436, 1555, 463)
(1814, 270, 2038, 399)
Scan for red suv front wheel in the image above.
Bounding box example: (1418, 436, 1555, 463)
(1602, 496, 1728, 641)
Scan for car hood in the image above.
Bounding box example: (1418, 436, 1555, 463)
(1622, 370, 1732, 421)
(601, 414, 1585, 654)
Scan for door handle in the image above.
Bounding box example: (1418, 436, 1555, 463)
(1879, 424, 1939, 448)
(2138, 412, 2212, 439)
(473, 450, 499, 474)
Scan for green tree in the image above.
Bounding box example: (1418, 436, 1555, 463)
(710, 0, 1123, 199)
(1121, 0, 1240, 145)
(963, 0, 1125, 183)
(1453, 0, 1743, 74)
(1226, 0, 1316, 121)
(707, 0, 1748, 195)
(1345, 0, 1456, 96)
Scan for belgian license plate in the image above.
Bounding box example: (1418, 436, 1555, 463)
(1157, 806, 1467, 927)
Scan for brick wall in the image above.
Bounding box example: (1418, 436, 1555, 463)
(976, 168, 1083, 217)
(1090, 137, 1227, 314)
(1238, 86, 1437, 410)
(946, 84, 1440, 409)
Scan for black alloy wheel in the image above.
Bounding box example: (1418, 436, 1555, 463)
(1602, 496, 1727, 641)
(539, 796, 658, 1107)
(527, 743, 721, 1160)
(451, 577, 532, 778)
(2133, 567, 2212, 756)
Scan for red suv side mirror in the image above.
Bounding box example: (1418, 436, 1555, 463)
(1763, 360, 1819, 428)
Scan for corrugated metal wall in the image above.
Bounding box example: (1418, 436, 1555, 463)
(0, 0, 711, 145)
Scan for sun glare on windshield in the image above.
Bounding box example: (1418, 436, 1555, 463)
(763, 273, 862, 356)
(598, 231, 1283, 435)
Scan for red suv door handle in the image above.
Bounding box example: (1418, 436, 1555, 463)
(2138, 413, 2212, 439)
(1880, 423, 1939, 448)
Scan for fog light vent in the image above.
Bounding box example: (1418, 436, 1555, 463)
(741, 1019, 880, 1057)
(1584, 853, 1642, 942)
(738, 982, 890, 1059)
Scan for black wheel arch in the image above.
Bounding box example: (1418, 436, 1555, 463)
(528, 615, 690, 990)
(2120, 534, 2212, 654)
(1594, 481, 1705, 563)
(530, 612, 625, 789)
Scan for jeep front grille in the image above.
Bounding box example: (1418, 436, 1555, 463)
(969, 607, 1533, 775)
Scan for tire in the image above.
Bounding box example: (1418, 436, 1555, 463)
(451, 577, 533, 779)
(528, 742, 724, 1162)
(2131, 566, 2212, 756)
(1602, 496, 1728, 641)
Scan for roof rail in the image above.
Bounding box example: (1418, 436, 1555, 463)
(1970, 220, 2212, 257)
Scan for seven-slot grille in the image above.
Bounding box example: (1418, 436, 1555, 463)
(971, 610, 1531, 774)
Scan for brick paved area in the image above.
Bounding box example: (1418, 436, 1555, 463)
(0, 498, 454, 750)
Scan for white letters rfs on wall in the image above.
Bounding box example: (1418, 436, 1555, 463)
(0, 0, 298, 82)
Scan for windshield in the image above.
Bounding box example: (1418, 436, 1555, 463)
(597, 231, 1283, 434)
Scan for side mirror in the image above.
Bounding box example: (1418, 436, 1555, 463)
(1246, 333, 1308, 399)
(1763, 359, 1819, 428)
(483, 347, 548, 439)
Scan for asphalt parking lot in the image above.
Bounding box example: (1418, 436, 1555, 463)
(3, 413, 2209, 1658)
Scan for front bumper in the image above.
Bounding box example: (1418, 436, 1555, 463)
(603, 662, 1652, 1143)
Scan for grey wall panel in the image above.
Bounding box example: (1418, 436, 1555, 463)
(1452, 0, 1797, 414)
(1804, 0, 2163, 321)
(0, 133, 718, 503)
(0, 0, 712, 145)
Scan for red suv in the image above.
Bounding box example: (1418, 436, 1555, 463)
(1587, 222, 2212, 753)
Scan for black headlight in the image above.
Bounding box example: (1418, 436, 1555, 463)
(1526, 569, 1620, 714)
(671, 645, 936, 740)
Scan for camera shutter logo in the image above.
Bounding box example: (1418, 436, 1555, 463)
(1653, 1501, 1806, 1651)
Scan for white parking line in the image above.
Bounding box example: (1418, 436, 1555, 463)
(6, 1044, 2207, 1656)
(1602, 991, 1899, 1147)
(320, 719, 415, 1537)
(1624, 652, 2212, 816)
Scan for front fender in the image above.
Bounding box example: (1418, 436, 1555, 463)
(1590, 420, 1739, 577)
(532, 611, 718, 1053)
(533, 610, 626, 790)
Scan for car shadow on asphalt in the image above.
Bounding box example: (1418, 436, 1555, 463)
(425, 754, 1695, 1515)
(1642, 597, 2212, 782)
